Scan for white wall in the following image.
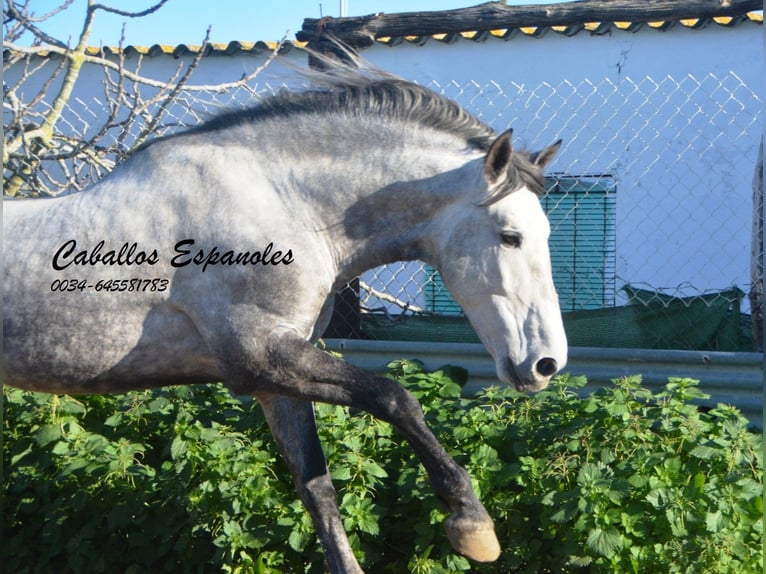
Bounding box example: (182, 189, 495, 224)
(3, 49, 306, 144)
(6, 21, 762, 303)
(353, 24, 762, 303)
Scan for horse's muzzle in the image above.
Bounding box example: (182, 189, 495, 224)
(502, 356, 559, 392)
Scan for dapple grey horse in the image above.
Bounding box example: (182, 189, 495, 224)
(3, 60, 567, 572)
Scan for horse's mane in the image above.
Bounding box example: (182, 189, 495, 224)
(150, 48, 547, 197)
(192, 64, 496, 151)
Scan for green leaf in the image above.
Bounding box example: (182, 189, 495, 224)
(604, 401, 630, 419)
(583, 398, 600, 413)
(331, 466, 352, 481)
(288, 530, 310, 552)
(386, 359, 424, 376)
(586, 527, 623, 557)
(51, 440, 71, 455)
(10, 444, 33, 466)
(445, 553, 471, 571)
(469, 446, 501, 479)
(148, 396, 171, 412)
(361, 460, 388, 479)
(35, 424, 61, 446)
(692, 472, 706, 492)
(453, 425, 478, 441)
(103, 413, 123, 427)
(439, 381, 463, 399)
(550, 504, 576, 524)
(628, 473, 648, 489)
(567, 554, 594, 567)
(577, 462, 603, 485)
(58, 458, 89, 478)
(666, 509, 688, 537)
(254, 555, 267, 574)
(170, 436, 188, 459)
(689, 444, 722, 460)
(356, 512, 380, 536)
(57, 397, 86, 416)
(4, 371, 762, 573)
(705, 510, 724, 533)
(736, 478, 763, 500)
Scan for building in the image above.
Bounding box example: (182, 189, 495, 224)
(4, 1, 762, 422)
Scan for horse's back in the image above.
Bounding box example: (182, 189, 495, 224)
(2, 135, 332, 394)
(1, 150, 220, 393)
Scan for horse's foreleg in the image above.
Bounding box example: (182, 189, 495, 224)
(243, 329, 501, 563)
(258, 395, 365, 574)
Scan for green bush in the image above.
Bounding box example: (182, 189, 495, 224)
(2, 361, 762, 573)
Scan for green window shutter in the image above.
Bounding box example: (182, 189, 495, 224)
(424, 175, 616, 315)
(424, 264, 463, 315)
(543, 176, 616, 311)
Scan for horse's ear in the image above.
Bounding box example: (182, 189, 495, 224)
(530, 139, 563, 169)
(484, 129, 513, 185)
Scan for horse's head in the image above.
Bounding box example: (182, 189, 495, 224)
(431, 130, 567, 392)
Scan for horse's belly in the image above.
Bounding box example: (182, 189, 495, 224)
(3, 300, 221, 394)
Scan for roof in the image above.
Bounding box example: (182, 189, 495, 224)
(368, 11, 763, 47)
(4, 0, 762, 59)
(298, 0, 762, 49)
(82, 40, 303, 58)
(3, 40, 304, 60)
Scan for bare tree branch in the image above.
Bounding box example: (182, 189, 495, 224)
(4, 0, 72, 47)
(90, 0, 170, 19)
(359, 280, 428, 315)
(133, 26, 211, 148)
(2, 1, 283, 197)
(6, 0, 75, 24)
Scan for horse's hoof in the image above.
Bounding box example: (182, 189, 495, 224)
(444, 515, 501, 562)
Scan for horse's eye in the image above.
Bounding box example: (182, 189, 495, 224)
(501, 232, 522, 249)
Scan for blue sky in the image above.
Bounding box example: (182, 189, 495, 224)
(17, 1, 571, 46)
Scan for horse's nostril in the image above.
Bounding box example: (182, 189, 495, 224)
(535, 357, 558, 377)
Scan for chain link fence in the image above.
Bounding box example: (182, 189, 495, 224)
(331, 71, 762, 352)
(4, 58, 761, 352)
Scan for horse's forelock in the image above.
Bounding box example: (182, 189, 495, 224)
(512, 153, 548, 196)
(478, 153, 547, 206)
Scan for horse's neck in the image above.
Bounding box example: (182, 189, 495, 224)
(297, 140, 479, 281)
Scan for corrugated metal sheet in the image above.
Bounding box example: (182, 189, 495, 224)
(324, 339, 763, 428)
